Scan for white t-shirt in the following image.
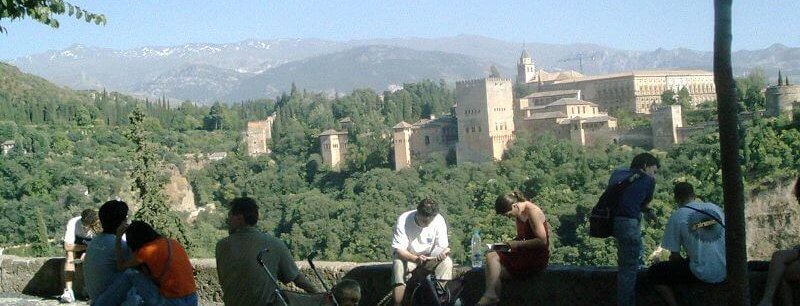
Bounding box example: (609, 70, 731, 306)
(661, 201, 726, 283)
(392, 210, 448, 256)
(64, 216, 95, 244)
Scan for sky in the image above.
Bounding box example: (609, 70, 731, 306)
(1, 0, 798, 60)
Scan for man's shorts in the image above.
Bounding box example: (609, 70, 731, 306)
(391, 254, 453, 286)
(64, 243, 88, 272)
(647, 259, 700, 285)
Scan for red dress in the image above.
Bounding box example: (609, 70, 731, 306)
(497, 218, 550, 277)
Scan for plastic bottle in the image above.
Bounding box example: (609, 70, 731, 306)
(470, 229, 483, 268)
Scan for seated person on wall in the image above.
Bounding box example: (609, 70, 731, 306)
(83, 200, 133, 305)
(391, 198, 452, 306)
(103, 221, 198, 306)
(477, 192, 550, 306)
(332, 279, 361, 306)
(758, 176, 800, 306)
(648, 182, 726, 306)
(60, 208, 100, 303)
(216, 197, 320, 306)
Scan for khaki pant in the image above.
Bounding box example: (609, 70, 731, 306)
(391, 255, 453, 285)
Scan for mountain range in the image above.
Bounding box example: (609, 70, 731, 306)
(7, 35, 800, 103)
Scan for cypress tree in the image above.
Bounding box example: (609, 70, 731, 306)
(126, 107, 191, 249)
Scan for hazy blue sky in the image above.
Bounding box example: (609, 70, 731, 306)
(1, 0, 798, 60)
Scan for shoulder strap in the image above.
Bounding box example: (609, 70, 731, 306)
(682, 205, 726, 229)
(157, 238, 173, 285)
(605, 173, 641, 201)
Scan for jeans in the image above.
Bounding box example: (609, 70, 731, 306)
(92, 269, 198, 306)
(614, 217, 643, 306)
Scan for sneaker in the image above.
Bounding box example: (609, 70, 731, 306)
(59, 288, 76, 303)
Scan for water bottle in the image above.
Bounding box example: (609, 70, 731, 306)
(470, 229, 482, 268)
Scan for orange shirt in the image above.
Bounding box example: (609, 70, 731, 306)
(135, 238, 197, 298)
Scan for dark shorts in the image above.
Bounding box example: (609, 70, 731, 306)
(648, 259, 700, 285)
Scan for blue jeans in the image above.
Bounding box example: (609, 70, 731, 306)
(92, 269, 198, 306)
(613, 217, 643, 306)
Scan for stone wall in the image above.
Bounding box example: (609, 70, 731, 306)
(2, 255, 792, 306)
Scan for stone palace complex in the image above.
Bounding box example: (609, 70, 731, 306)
(239, 50, 799, 171)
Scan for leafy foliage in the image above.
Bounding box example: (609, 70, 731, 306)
(126, 107, 191, 248)
(0, 0, 106, 33)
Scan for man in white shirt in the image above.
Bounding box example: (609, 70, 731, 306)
(60, 208, 99, 303)
(391, 198, 452, 306)
(648, 182, 726, 306)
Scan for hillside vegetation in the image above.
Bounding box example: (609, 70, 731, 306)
(1, 62, 798, 264)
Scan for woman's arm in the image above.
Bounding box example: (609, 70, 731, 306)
(114, 223, 141, 270)
(508, 204, 547, 250)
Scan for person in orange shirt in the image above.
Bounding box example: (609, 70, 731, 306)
(114, 221, 198, 306)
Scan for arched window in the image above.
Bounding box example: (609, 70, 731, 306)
(425, 136, 430, 145)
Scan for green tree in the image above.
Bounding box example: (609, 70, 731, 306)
(490, 65, 501, 78)
(677, 86, 692, 107)
(125, 107, 191, 248)
(660, 89, 677, 105)
(31, 207, 52, 257)
(736, 69, 768, 111)
(0, 0, 106, 33)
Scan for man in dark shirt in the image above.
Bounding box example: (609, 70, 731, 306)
(609, 152, 658, 306)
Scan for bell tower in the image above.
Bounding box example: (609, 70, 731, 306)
(516, 49, 536, 84)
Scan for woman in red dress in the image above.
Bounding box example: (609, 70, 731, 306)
(477, 191, 550, 306)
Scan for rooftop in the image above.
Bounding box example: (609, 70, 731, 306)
(319, 129, 348, 136)
(521, 90, 581, 99)
(549, 69, 713, 84)
(527, 111, 567, 120)
(393, 122, 413, 129)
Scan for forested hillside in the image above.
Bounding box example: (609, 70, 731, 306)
(1, 62, 798, 265)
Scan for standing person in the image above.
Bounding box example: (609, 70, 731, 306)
(216, 197, 319, 306)
(476, 191, 550, 306)
(108, 221, 198, 306)
(391, 198, 452, 306)
(83, 200, 133, 304)
(648, 182, 726, 306)
(757, 177, 800, 306)
(610, 152, 659, 306)
(59, 208, 100, 303)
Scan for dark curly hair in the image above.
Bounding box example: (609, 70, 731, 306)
(416, 198, 439, 218)
(125, 221, 161, 252)
(495, 191, 527, 215)
(795, 176, 800, 204)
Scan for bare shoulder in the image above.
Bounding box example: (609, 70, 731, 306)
(525, 202, 546, 221)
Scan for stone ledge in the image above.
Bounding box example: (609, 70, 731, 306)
(0, 256, 789, 306)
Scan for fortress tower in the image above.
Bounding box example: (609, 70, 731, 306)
(245, 114, 276, 156)
(455, 77, 515, 164)
(766, 70, 800, 117)
(319, 130, 349, 170)
(651, 104, 683, 150)
(516, 49, 536, 84)
(393, 122, 413, 171)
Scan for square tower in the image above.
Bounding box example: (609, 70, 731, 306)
(651, 104, 683, 150)
(319, 130, 349, 170)
(455, 77, 515, 164)
(245, 115, 275, 156)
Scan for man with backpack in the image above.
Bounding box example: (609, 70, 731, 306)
(391, 198, 452, 306)
(608, 152, 658, 306)
(648, 182, 726, 306)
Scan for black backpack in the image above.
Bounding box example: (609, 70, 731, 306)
(589, 173, 640, 238)
(402, 266, 459, 306)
